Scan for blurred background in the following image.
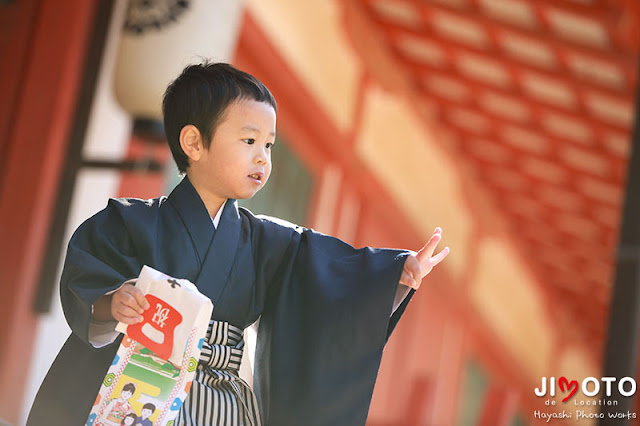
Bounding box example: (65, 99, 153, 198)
(1, 0, 639, 424)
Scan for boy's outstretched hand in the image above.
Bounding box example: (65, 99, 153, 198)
(399, 227, 450, 290)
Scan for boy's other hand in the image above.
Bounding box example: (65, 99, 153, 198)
(399, 227, 450, 290)
(111, 283, 150, 324)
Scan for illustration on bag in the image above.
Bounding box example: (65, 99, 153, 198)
(86, 266, 213, 426)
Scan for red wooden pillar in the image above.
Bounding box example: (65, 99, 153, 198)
(476, 386, 519, 426)
(0, 0, 96, 421)
(0, 0, 39, 177)
(404, 377, 435, 426)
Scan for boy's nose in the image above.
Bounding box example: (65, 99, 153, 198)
(255, 149, 268, 164)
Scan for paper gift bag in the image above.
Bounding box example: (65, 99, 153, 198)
(86, 266, 213, 426)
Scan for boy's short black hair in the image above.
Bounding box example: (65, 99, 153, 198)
(162, 61, 277, 173)
(142, 402, 156, 412)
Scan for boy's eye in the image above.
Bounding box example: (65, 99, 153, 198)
(266, 142, 274, 149)
(243, 138, 255, 145)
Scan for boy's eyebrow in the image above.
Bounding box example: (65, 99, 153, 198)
(242, 125, 276, 137)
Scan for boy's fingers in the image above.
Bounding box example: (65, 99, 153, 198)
(129, 287, 150, 311)
(111, 283, 145, 322)
(119, 285, 149, 313)
(417, 232, 441, 263)
(403, 256, 423, 287)
(115, 291, 138, 311)
(116, 314, 143, 325)
(431, 247, 450, 266)
(114, 304, 143, 321)
(399, 270, 417, 289)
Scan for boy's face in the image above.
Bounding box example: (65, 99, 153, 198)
(188, 99, 276, 204)
(141, 408, 152, 419)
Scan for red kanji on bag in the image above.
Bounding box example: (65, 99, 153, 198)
(127, 295, 183, 360)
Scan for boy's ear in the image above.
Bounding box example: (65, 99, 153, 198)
(179, 125, 204, 162)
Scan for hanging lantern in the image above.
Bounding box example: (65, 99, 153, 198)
(113, 0, 246, 119)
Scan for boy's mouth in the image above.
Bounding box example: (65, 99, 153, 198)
(249, 172, 263, 183)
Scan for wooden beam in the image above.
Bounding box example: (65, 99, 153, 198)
(419, 87, 625, 187)
(413, 0, 636, 69)
(399, 54, 632, 137)
(382, 20, 633, 101)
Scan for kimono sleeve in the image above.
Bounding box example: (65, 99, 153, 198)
(61, 199, 143, 346)
(253, 223, 413, 426)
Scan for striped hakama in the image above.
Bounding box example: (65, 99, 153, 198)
(176, 320, 261, 426)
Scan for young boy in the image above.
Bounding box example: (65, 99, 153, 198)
(136, 403, 155, 426)
(28, 63, 448, 426)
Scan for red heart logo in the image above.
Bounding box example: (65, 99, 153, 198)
(559, 376, 578, 402)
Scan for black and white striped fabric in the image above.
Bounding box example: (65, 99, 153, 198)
(176, 320, 261, 426)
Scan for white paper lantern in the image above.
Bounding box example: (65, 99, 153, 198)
(113, 0, 246, 119)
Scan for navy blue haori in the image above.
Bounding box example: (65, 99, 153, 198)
(28, 176, 413, 426)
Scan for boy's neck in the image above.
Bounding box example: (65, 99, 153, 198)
(201, 197, 226, 219)
(186, 173, 227, 219)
